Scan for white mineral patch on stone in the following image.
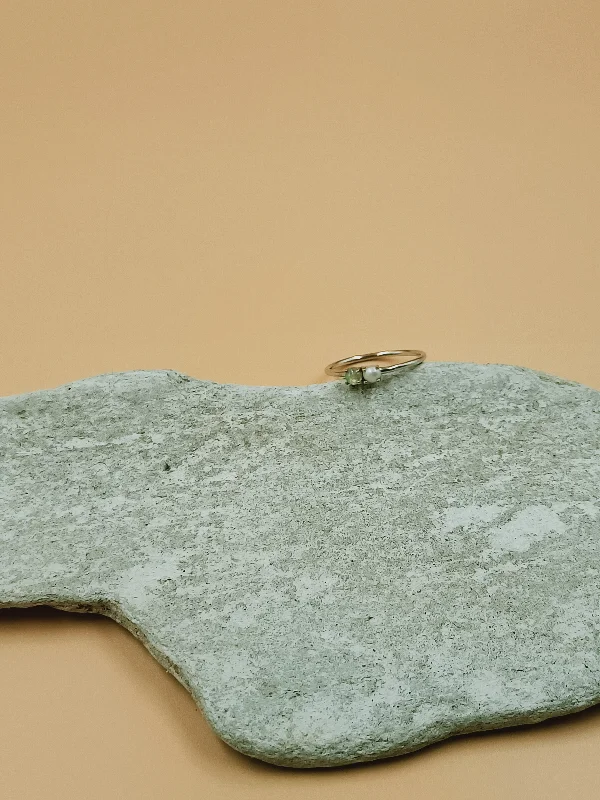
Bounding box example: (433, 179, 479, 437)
(1, 362, 600, 767)
(441, 504, 504, 534)
(488, 505, 566, 553)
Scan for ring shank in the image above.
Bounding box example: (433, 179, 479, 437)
(325, 349, 426, 378)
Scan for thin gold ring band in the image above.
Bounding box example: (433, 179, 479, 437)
(325, 349, 426, 386)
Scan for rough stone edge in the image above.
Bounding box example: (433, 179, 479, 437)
(3, 592, 600, 768)
(1, 361, 595, 403)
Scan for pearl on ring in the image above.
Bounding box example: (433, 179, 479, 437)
(363, 366, 382, 384)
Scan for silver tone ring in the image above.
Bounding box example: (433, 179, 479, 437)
(325, 349, 426, 386)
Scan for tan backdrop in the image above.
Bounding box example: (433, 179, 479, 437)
(1, 2, 600, 798)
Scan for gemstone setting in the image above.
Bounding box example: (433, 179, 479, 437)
(344, 367, 363, 386)
(363, 366, 382, 384)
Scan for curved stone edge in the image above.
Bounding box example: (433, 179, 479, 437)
(2, 361, 595, 403)
(2, 596, 600, 768)
(0, 596, 226, 755)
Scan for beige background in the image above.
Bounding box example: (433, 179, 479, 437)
(1, 1, 600, 797)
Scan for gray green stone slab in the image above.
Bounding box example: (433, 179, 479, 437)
(1, 363, 600, 767)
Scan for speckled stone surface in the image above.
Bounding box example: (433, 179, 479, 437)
(1, 363, 600, 767)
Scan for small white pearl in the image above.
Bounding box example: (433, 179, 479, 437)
(363, 366, 382, 383)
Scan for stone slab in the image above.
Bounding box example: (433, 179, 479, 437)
(1, 363, 600, 767)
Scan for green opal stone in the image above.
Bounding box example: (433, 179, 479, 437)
(344, 367, 363, 385)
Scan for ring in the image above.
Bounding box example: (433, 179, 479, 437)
(325, 349, 426, 386)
